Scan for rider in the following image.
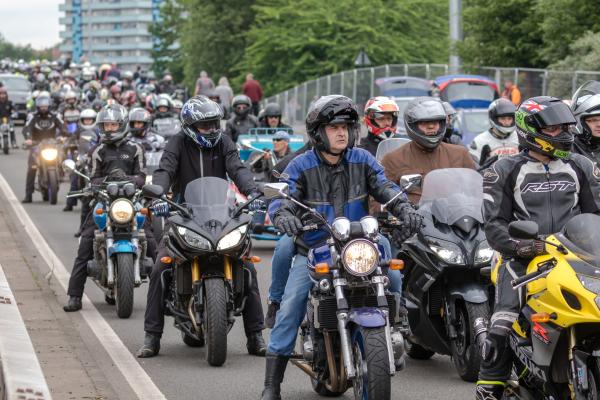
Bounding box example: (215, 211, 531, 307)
(21, 94, 65, 203)
(261, 95, 422, 400)
(251, 130, 292, 177)
(475, 96, 600, 399)
(63, 103, 155, 312)
(58, 90, 80, 116)
(441, 101, 463, 145)
(136, 96, 268, 359)
(224, 94, 258, 143)
(258, 103, 292, 131)
(358, 96, 400, 156)
(0, 86, 17, 148)
(128, 107, 164, 152)
(152, 96, 172, 121)
(469, 98, 519, 166)
(571, 81, 600, 164)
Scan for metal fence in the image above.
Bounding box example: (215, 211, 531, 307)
(263, 64, 600, 127)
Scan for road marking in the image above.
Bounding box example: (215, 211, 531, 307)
(0, 173, 166, 400)
(0, 262, 53, 400)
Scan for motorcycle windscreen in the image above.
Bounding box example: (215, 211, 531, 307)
(563, 213, 600, 261)
(375, 137, 411, 163)
(153, 118, 181, 137)
(183, 176, 236, 222)
(418, 168, 483, 225)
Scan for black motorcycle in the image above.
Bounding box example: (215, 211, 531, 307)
(382, 168, 493, 382)
(263, 182, 406, 399)
(142, 177, 263, 366)
(33, 138, 61, 204)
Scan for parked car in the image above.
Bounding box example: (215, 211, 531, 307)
(375, 76, 432, 97)
(433, 75, 499, 110)
(0, 74, 31, 122)
(454, 108, 490, 145)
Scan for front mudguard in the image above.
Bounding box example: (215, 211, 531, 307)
(348, 307, 387, 328)
(446, 281, 489, 304)
(107, 240, 137, 257)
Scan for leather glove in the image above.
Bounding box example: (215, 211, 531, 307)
(274, 213, 303, 236)
(107, 168, 128, 181)
(391, 228, 413, 247)
(515, 239, 546, 258)
(150, 200, 170, 217)
(391, 202, 423, 235)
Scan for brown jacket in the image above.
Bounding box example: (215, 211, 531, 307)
(381, 141, 477, 205)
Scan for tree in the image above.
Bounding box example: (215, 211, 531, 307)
(238, 0, 449, 95)
(0, 34, 55, 61)
(148, 0, 185, 81)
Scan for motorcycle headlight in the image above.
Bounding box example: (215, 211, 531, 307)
(41, 148, 58, 161)
(342, 239, 379, 276)
(177, 226, 212, 251)
(474, 240, 494, 264)
(426, 236, 465, 265)
(109, 199, 134, 223)
(217, 225, 248, 251)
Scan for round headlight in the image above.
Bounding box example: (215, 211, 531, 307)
(109, 199, 134, 223)
(342, 239, 379, 276)
(41, 148, 58, 161)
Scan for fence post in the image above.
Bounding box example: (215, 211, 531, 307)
(303, 82, 308, 120)
(352, 69, 357, 101)
(370, 67, 374, 98)
(385, 64, 390, 78)
(573, 71, 579, 95)
(404, 64, 408, 76)
(316, 78, 320, 99)
(514, 68, 519, 87)
(284, 90, 289, 124)
(327, 74, 331, 95)
(426, 64, 431, 80)
(542, 70, 548, 96)
(340, 72, 345, 97)
(294, 85, 299, 124)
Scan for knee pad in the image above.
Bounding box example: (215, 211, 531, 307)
(481, 328, 509, 366)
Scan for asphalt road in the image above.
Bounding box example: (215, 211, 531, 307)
(0, 130, 474, 400)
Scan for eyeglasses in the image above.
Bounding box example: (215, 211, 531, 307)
(272, 138, 285, 142)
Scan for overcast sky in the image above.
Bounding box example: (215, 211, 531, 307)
(1, 1, 61, 49)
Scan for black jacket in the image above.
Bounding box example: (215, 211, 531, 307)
(270, 143, 312, 182)
(358, 134, 386, 157)
(23, 112, 64, 142)
(0, 100, 13, 119)
(89, 139, 146, 187)
(483, 151, 600, 257)
(224, 115, 258, 143)
(572, 135, 600, 165)
(153, 132, 256, 201)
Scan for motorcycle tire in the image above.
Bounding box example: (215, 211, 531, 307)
(203, 278, 228, 366)
(181, 331, 205, 348)
(47, 170, 59, 205)
(152, 216, 164, 240)
(3, 136, 8, 155)
(406, 339, 435, 360)
(115, 253, 135, 319)
(311, 377, 346, 397)
(451, 301, 489, 382)
(351, 326, 391, 400)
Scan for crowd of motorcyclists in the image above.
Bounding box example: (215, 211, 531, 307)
(6, 57, 600, 399)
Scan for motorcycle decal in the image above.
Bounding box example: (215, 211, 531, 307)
(120, 154, 130, 159)
(509, 334, 547, 381)
(475, 385, 501, 400)
(532, 322, 550, 345)
(483, 166, 500, 184)
(521, 100, 547, 113)
(521, 181, 576, 193)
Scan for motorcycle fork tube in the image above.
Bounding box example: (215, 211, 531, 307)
(106, 226, 115, 286)
(333, 271, 356, 379)
(191, 257, 201, 282)
(376, 277, 397, 375)
(131, 229, 141, 285)
(224, 256, 233, 281)
(568, 326, 577, 397)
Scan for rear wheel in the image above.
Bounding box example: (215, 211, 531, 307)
(203, 278, 228, 366)
(47, 169, 59, 205)
(451, 301, 490, 382)
(115, 253, 135, 318)
(351, 326, 391, 400)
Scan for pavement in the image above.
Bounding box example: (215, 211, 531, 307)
(0, 130, 474, 399)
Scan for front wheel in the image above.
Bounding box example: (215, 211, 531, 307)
(3, 136, 9, 155)
(351, 326, 391, 400)
(47, 169, 59, 205)
(451, 301, 490, 382)
(203, 278, 228, 366)
(115, 253, 135, 318)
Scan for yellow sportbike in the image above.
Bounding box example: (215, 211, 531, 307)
(491, 214, 600, 399)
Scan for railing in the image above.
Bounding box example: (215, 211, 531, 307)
(263, 64, 600, 127)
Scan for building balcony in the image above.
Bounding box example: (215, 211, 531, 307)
(86, 42, 154, 51)
(60, 28, 151, 39)
(59, 1, 155, 12)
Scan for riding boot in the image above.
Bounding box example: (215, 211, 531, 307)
(261, 353, 289, 400)
(247, 331, 267, 356)
(63, 296, 82, 312)
(136, 332, 161, 358)
(475, 382, 505, 400)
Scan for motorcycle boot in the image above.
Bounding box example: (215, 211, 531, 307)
(475, 382, 505, 400)
(265, 301, 280, 329)
(247, 331, 267, 356)
(21, 194, 32, 203)
(136, 332, 161, 358)
(63, 296, 82, 312)
(261, 353, 289, 400)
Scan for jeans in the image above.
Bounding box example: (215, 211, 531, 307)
(268, 235, 296, 304)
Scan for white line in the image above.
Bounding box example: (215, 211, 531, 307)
(0, 173, 166, 400)
(0, 262, 53, 400)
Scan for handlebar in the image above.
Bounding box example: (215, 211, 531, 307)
(301, 223, 319, 232)
(511, 260, 555, 290)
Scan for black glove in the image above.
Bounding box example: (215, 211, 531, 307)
(515, 239, 546, 258)
(274, 213, 303, 236)
(107, 168, 127, 181)
(391, 202, 422, 235)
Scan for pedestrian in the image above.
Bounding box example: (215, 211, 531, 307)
(501, 79, 521, 106)
(215, 76, 234, 113)
(242, 73, 263, 116)
(194, 70, 215, 96)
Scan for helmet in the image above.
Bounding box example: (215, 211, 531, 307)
(404, 97, 447, 149)
(156, 96, 171, 110)
(145, 83, 156, 94)
(49, 70, 61, 81)
(232, 95, 252, 117)
(571, 81, 600, 142)
(110, 85, 122, 97)
(128, 107, 151, 137)
(515, 96, 576, 159)
(442, 101, 456, 118)
(122, 70, 134, 81)
(79, 108, 97, 130)
(305, 95, 359, 154)
(91, 99, 105, 112)
(180, 96, 223, 148)
(171, 99, 183, 111)
(35, 94, 51, 115)
(62, 69, 73, 79)
(63, 108, 80, 122)
(163, 74, 173, 82)
(363, 96, 399, 139)
(96, 103, 129, 144)
(36, 73, 45, 82)
(488, 98, 517, 139)
(64, 90, 77, 103)
(264, 103, 282, 118)
(81, 68, 94, 81)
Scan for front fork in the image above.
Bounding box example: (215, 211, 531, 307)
(105, 225, 144, 286)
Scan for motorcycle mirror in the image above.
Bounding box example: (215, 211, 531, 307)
(400, 174, 422, 192)
(142, 184, 164, 199)
(262, 182, 288, 200)
(62, 159, 76, 172)
(508, 221, 539, 240)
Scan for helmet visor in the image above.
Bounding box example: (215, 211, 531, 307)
(529, 103, 576, 128)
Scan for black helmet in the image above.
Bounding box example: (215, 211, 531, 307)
(180, 96, 224, 148)
(305, 95, 358, 154)
(128, 107, 151, 137)
(404, 97, 447, 149)
(232, 94, 252, 117)
(515, 96, 576, 159)
(96, 103, 129, 144)
(571, 81, 600, 143)
(263, 103, 282, 118)
(488, 98, 517, 139)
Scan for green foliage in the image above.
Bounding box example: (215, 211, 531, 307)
(149, 0, 185, 81)
(0, 34, 54, 61)
(238, 0, 449, 94)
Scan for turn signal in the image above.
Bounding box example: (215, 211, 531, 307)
(245, 255, 261, 263)
(160, 256, 173, 264)
(531, 312, 552, 323)
(315, 263, 330, 274)
(95, 208, 104, 215)
(389, 259, 404, 270)
(140, 208, 149, 216)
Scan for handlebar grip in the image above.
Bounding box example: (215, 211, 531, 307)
(301, 224, 319, 232)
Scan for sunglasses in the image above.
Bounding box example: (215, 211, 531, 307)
(272, 138, 286, 142)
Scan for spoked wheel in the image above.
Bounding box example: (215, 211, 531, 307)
(351, 326, 390, 400)
(451, 301, 490, 382)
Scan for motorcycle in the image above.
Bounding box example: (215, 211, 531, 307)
(151, 117, 181, 140)
(383, 168, 493, 382)
(263, 182, 405, 399)
(63, 159, 153, 318)
(142, 176, 263, 366)
(0, 116, 11, 154)
(488, 214, 600, 399)
(32, 138, 61, 204)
